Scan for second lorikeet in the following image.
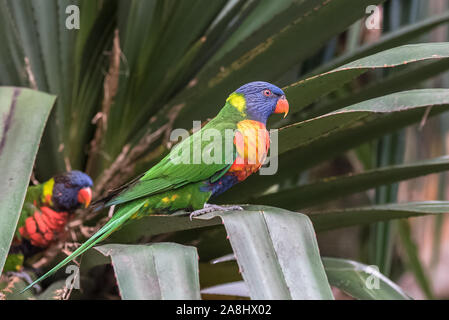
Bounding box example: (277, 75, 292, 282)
(3, 171, 93, 275)
(24, 81, 289, 291)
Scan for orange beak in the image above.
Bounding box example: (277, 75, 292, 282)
(77, 187, 92, 208)
(274, 95, 289, 118)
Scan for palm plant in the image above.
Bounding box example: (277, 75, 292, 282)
(1, 0, 449, 299)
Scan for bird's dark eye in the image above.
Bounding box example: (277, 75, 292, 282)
(263, 89, 272, 97)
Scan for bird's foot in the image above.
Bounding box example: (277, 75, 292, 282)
(6, 271, 42, 293)
(189, 204, 243, 221)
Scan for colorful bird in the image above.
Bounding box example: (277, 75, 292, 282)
(23, 81, 289, 291)
(4, 171, 93, 276)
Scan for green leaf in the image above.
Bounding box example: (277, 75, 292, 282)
(0, 276, 35, 300)
(284, 42, 449, 116)
(280, 88, 449, 155)
(208, 0, 308, 65)
(312, 10, 449, 75)
(196, 206, 334, 300)
(171, 0, 385, 128)
(397, 220, 434, 299)
(95, 243, 201, 300)
(250, 156, 449, 210)
(309, 201, 449, 232)
(108, 199, 449, 253)
(36, 280, 66, 300)
(308, 58, 449, 119)
(106, 200, 449, 256)
(0, 87, 55, 274)
(200, 255, 410, 300)
(200, 257, 410, 300)
(108, 212, 221, 244)
(0, 0, 114, 177)
(322, 257, 411, 300)
(5, 0, 61, 175)
(0, 0, 26, 86)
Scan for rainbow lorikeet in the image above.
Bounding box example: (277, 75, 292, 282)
(24, 81, 289, 291)
(3, 171, 93, 275)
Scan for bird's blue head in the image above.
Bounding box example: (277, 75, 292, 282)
(232, 81, 289, 124)
(52, 171, 93, 212)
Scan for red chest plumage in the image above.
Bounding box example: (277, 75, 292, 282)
(19, 206, 69, 247)
(229, 120, 270, 181)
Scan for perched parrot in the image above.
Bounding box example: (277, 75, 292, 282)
(3, 171, 93, 277)
(23, 81, 289, 291)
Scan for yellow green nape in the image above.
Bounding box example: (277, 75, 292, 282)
(42, 178, 55, 205)
(226, 92, 246, 116)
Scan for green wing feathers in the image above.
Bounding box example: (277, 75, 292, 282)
(104, 117, 238, 206)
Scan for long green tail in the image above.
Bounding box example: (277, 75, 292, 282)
(21, 199, 146, 293)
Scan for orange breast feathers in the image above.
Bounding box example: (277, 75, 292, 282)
(19, 207, 69, 247)
(228, 120, 270, 181)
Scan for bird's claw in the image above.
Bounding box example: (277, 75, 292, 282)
(6, 271, 42, 293)
(189, 204, 243, 221)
